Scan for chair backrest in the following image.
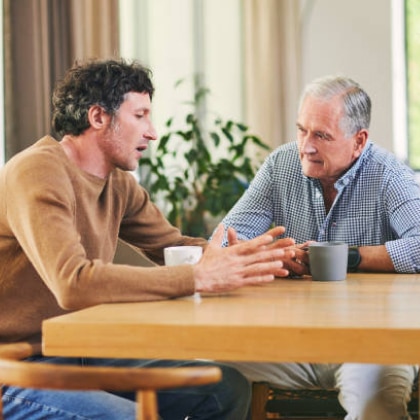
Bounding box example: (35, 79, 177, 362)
(0, 342, 222, 420)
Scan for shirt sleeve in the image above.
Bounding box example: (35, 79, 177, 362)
(383, 170, 420, 273)
(218, 155, 277, 245)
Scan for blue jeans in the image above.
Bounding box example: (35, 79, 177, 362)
(1, 356, 251, 419)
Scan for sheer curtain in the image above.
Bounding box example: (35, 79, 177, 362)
(3, 0, 119, 160)
(243, 0, 301, 148)
(3, 0, 301, 158)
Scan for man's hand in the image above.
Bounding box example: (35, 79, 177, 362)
(193, 224, 295, 293)
(280, 242, 313, 277)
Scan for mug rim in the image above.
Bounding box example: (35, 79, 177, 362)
(164, 245, 203, 252)
(309, 241, 348, 248)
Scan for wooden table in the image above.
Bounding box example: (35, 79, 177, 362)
(42, 273, 420, 365)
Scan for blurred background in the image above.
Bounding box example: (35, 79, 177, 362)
(0, 0, 418, 174)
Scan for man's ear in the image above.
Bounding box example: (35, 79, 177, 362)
(87, 105, 110, 129)
(354, 129, 368, 157)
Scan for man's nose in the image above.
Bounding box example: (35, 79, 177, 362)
(300, 133, 317, 154)
(145, 123, 158, 141)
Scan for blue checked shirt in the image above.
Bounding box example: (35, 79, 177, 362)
(220, 140, 420, 273)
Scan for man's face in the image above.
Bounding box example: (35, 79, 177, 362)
(102, 91, 157, 172)
(296, 95, 366, 185)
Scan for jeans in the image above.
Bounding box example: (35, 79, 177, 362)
(1, 356, 251, 420)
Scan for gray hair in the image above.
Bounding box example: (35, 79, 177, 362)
(299, 75, 371, 138)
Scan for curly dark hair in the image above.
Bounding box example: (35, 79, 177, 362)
(52, 59, 155, 138)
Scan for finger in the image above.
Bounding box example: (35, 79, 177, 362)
(271, 237, 296, 250)
(295, 249, 310, 264)
(302, 240, 316, 247)
(208, 223, 225, 246)
(234, 233, 277, 254)
(259, 248, 296, 263)
(204, 273, 277, 293)
(265, 225, 286, 238)
(240, 274, 276, 286)
(245, 269, 290, 283)
(240, 260, 290, 280)
(227, 227, 240, 246)
(288, 256, 310, 275)
(232, 241, 287, 264)
(281, 249, 296, 260)
(293, 244, 310, 262)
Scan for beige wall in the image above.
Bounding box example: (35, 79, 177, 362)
(301, 0, 396, 152)
(1, 1, 403, 162)
(120, 0, 401, 156)
(120, 0, 244, 145)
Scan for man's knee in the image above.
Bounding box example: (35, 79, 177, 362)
(336, 364, 417, 420)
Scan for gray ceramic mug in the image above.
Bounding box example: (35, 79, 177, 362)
(309, 241, 348, 281)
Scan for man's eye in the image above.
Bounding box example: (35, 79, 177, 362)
(315, 132, 330, 141)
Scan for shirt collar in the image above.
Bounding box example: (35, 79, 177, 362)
(334, 139, 372, 189)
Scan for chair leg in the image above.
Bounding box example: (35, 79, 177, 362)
(251, 382, 270, 420)
(137, 390, 158, 420)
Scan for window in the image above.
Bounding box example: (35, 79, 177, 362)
(406, 0, 420, 170)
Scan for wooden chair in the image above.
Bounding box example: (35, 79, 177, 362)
(0, 342, 222, 420)
(251, 382, 419, 420)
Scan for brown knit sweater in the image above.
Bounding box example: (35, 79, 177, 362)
(0, 136, 207, 344)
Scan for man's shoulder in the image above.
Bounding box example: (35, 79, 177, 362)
(269, 141, 298, 160)
(5, 136, 61, 169)
(3, 136, 66, 178)
(265, 141, 300, 170)
(365, 142, 414, 175)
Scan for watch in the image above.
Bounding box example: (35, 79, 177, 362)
(347, 246, 361, 272)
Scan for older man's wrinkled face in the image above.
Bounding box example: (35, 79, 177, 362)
(297, 95, 366, 185)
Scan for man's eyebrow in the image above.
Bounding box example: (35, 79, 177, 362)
(296, 123, 333, 140)
(315, 130, 333, 140)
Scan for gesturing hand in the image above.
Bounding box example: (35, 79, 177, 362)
(193, 224, 295, 293)
(280, 242, 313, 277)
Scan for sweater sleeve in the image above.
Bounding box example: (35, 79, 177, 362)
(3, 147, 199, 311)
(116, 171, 208, 265)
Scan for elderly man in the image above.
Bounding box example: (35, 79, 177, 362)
(220, 75, 420, 419)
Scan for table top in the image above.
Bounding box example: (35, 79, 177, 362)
(42, 273, 420, 364)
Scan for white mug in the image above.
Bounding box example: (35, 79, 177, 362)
(164, 246, 203, 266)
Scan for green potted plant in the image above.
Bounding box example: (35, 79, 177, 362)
(139, 81, 271, 237)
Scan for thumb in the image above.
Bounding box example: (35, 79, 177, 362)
(227, 227, 239, 246)
(209, 223, 225, 247)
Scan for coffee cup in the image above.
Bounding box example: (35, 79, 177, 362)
(309, 241, 348, 281)
(164, 246, 203, 266)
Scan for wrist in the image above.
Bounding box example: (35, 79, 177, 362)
(347, 246, 361, 272)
